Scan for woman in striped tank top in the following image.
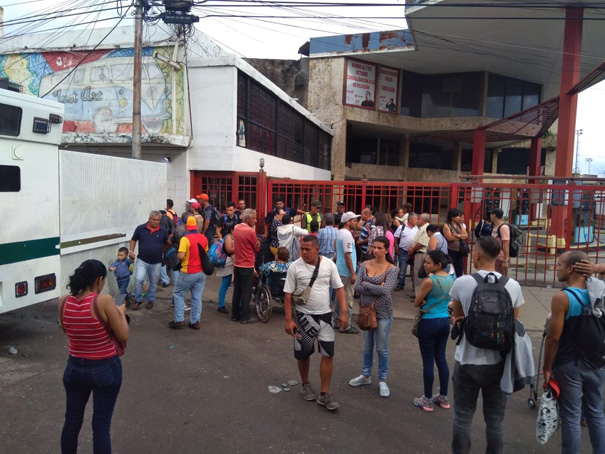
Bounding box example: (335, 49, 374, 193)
(58, 259, 129, 453)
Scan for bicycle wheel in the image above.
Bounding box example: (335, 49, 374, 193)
(256, 286, 272, 322)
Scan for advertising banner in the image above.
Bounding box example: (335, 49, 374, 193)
(344, 59, 377, 109)
(377, 66, 399, 113)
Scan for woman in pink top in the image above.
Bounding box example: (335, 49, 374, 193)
(370, 212, 395, 259)
(59, 259, 129, 454)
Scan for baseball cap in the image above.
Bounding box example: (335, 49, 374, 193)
(186, 217, 198, 231)
(187, 198, 198, 204)
(341, 211, 360, 223)
(336, 200, 345, 206)
(196, 193, 209, 201)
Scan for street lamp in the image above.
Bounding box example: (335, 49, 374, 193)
(586, 157, 593, 174)
(574, 129, 583, 174)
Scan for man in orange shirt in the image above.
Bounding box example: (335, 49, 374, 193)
(232, 209, 261, 324)
(169, 217, 209, 330)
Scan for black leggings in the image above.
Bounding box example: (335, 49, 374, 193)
(449, 250, 465, 277)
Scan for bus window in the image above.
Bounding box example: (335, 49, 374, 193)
(0, 103, 22, 136)
(0, 165, 21, 191)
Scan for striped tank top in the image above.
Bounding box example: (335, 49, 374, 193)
(62, 293, 117, 360)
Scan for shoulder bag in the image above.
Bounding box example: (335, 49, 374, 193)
(292, 257, 321, 305)
(448, 222, 469, 257)
(357, 271, 387, 331)
(198, 242, 215, 275)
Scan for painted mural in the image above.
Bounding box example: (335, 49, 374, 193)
(0, 47, 186, 135)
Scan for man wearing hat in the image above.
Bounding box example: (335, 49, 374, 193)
(334, 201, 346, 217)
(196, 193, 217, 246)
(169, 216, 209, 330)
(335, 212, 360, 334)
(302, 200, 323, 233)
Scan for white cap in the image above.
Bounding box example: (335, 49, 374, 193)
(186, 198, 198, 203)
(341, 211, 360, 223)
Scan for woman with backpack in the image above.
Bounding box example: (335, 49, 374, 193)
(442, 208, 468, 277)
(58, 259, 129, 453)
(412, 250, 455, 412)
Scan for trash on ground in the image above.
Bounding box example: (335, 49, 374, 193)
(8, 346, 18, 355)
(287, 380, 298, 386)
(268, 386, 282, 394)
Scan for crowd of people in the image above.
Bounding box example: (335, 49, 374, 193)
(57, 195, 605, 454)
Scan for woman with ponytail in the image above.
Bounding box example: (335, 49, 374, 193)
(412, 250, 455, 412)
(58, 259, 129, 453)
(349, 236, 397, 398)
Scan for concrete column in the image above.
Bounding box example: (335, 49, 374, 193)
(491, 148, 499, 173)
(472, 128, 486, 176)
(331, 120, 347, 181)
(401, 134, 410, 179)
(453, 142, 462, 172)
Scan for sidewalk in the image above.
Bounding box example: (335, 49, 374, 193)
(194, 273, 556, 332)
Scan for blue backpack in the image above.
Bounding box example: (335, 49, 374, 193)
(208, 239, 227, 266)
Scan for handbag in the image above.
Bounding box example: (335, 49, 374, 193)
(292, 257, 321, 305)
(459, 240, 470, 257)
(358, 273, 386, 331)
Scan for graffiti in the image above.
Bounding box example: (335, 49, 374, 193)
(0, 47, 186, 135)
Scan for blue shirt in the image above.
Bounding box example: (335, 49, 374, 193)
(318, 226, 337, 258)
(131, 223, 169, 264)
(336, 229, 357, 277)
(110, 258, 132, 278)
(360, 219, 373, 254)
(422, 274, 455, 319)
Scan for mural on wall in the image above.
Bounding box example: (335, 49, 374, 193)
(0, 47, 186, 135)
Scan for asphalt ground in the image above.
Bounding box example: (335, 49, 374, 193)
(0, 277, 598, 454)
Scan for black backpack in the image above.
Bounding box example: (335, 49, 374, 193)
(464, 272, 515, 352)
(496, 223, 523, 258)
(565, 289, 605, 369)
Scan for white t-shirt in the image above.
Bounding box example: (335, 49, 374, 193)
(284, 257, 344, 315)
(449, 270, 525, 365)
(394, 224, 418, 250)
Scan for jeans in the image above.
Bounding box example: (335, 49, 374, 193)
(161, 265, 179, 286)
(133, 259, 161, 303)
(218, 275, 232, 308)
(397, 250, 410, 288)
(173, 272, 207, 324)
(418, 317, 450, 398)
(554, 361, 605, 454)
(61, 355, 122, 454)
(452, 360, 507, 454)
(232, 267, 254, 321)
(362, 317, 393, 381)
(335, 276, 354, 329)
(116, 276, 129, 295)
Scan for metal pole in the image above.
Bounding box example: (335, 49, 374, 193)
(574, 129, 583, 174)
(132, 0, 143, 159)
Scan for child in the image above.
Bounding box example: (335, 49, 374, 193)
(109, 247, 132, 298)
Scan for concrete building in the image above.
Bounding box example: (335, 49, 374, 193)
(298, 1, 605, 182)
(0, 25, 332, 212)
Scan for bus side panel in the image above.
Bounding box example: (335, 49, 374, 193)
(58, 151, 166, 296)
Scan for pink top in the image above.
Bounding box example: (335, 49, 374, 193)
(386, 231, 395, 259)
(62, 293, 116, 360)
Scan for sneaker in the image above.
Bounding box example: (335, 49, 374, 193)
(301, 382, 316, 401)
(379, 382, 390, 398)
(394, 286, 404, 292)
(145, 302, 154, 309)
(131, 301, 141, 310)
(217, 307, 229, 314)
(317, 392, 339, 411)
(349, 375, 372, 387)
(340, 326, 359, 334)
(188, 321, 200, 330)
(413, 396, 434, 412)
(168, 320, 186, 330)
(161, 282, 170, 288)
(241, 317, 259, 324)
(431, 394, 450, 409)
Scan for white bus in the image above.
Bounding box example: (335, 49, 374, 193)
(0, 88, 64, 314)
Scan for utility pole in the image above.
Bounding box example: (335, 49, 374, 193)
(574, 129, 583, 174)
(586, 157, 593, 174)
(132, 0, 143, 159)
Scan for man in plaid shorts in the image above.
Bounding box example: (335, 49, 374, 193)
(284, 235, 348, 411)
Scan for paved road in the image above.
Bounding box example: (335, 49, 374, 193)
(0, 279, 596, 454)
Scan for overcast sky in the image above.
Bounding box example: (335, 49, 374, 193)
(2, 0, 604, 176)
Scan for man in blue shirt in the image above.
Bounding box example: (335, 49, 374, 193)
(129, 210, 169, 310)
(335, 212, 359, 334)
(318, 213, 337, 260)
(542, 251, 605, 454)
